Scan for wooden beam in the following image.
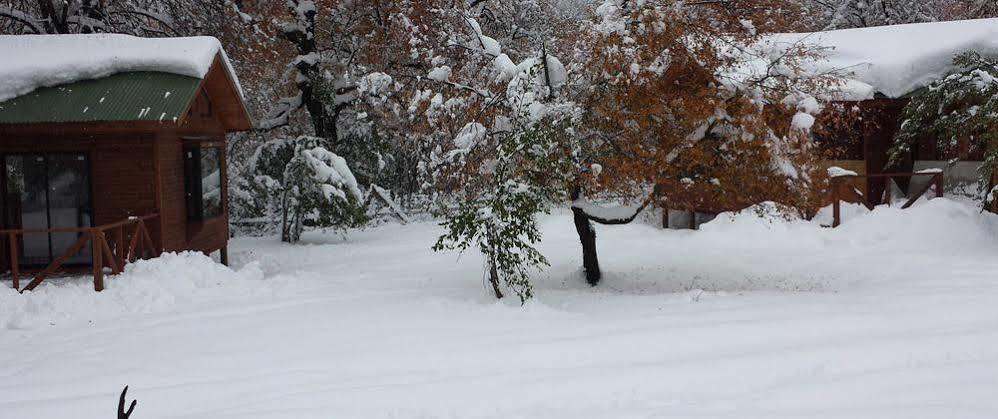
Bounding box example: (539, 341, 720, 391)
(8, 232, 18, 290)
(21, 232, 91, 292)
(92, 230, 103, 292)
(99, 232, 120, 275)
(832, 178, 841, 228)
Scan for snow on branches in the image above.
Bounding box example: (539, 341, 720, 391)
(0, 0, 220, 36)
(890, 51, 998, 208)
(430, 11, 580, 302)
(241, 136, 366, 243)
(574, 0, 832, 218)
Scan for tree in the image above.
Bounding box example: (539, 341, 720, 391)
(227, 0, 471, 212)
(242, 136, 367, 243)
(0, 0, 223, 36)
(940, 0, 998, 20)
(889, 52, 998, 209)
(804, 0, 998, 30)
(567, 0, 832, 285)
(804, 0, 937, 29)
(425, 6, 580, 302)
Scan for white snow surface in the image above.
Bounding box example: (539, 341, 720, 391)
(828, 166, 859, 178)
(761, 18, 998, 100)
(3, 199, 998, 418)
(791, 111, 816, 130)
(0, 34, 235, 102)
(572, 198, 644, 221)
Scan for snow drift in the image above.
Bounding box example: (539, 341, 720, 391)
(0, 252, 264, 330)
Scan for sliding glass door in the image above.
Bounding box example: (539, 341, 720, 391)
(3, 153, 93, 267)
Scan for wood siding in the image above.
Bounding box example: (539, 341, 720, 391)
(0, 84, 232, 259)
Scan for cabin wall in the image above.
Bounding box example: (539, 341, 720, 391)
(155, 134, 186, 252)
(153, 134, 229, 256)
(154, 86, 230, 256)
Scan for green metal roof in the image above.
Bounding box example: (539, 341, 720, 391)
(0, 72, 201, 124)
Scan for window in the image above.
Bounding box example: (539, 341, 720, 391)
(184, 145, 223, 222)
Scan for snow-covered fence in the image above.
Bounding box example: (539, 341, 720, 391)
(828, 170, 944, 227)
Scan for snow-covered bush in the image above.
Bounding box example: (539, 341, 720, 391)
(244, 136, 366, 243)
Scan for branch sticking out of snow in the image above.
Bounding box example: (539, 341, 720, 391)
(369, 185, 410, 224)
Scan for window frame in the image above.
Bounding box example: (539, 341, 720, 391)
(183, 141, 225, 223)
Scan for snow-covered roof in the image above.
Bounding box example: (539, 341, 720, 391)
(0, 34, 241, 103)
(763, 18, 998, 100)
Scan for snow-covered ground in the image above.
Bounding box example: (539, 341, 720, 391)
(2, 198, 998, 419)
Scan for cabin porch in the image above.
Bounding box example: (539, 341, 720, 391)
(2, 214, 161, 292)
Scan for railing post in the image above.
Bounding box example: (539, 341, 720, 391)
(884, 176, 892, 206)
(832, 177, 841, 228)
(91, 229, 103, 292)
(935, 173, 944, 198)
(115, 225, 125, 269)
(8, 232, 18, 290)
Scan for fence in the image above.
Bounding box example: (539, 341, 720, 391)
(2, 214, 161, 292)
(829, 172, 944, 227)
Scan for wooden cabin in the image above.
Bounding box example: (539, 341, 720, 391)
(668, 19, 998, 228)
(0, 35, 252, 291)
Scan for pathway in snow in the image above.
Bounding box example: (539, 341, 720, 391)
(1, 199, 997, 419)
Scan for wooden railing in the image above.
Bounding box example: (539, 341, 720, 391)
(2, 214, 161, 292)
(830, 172, 944, 227)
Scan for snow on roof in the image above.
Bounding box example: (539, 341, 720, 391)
(0, 34, 242, 103)
(762, 18, 998, 100)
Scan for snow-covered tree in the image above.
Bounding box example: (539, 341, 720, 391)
(889, 52, 998, 209)
(422, 7, 580, 301)
(242, 136, 366, 243)
(227, 0, 449, 209)
(566, 0, 832, 284)
(940, 0, 998, 20)
(803, 0, 998, 30)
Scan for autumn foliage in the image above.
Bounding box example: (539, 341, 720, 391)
(573, 0, 833, 219)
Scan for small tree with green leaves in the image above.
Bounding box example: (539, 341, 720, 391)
(433, 119, 576, 302)
(890, 52, 998, 208)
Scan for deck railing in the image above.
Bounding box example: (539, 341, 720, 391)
(2, 214, 161, 292)
(829, 172, 944, 227)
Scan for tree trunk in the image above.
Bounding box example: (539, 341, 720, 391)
(488, 261, 504, 299)
(281, 191, 291, 243)
(572, 206, 601, 285)
(571, 186, 601, 285)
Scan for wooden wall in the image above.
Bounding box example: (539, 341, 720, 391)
(153, 134, 229, 255)
(0, 85, 232, 258)
(0, 132, 158, 225)
(156, 86, 230, 255)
